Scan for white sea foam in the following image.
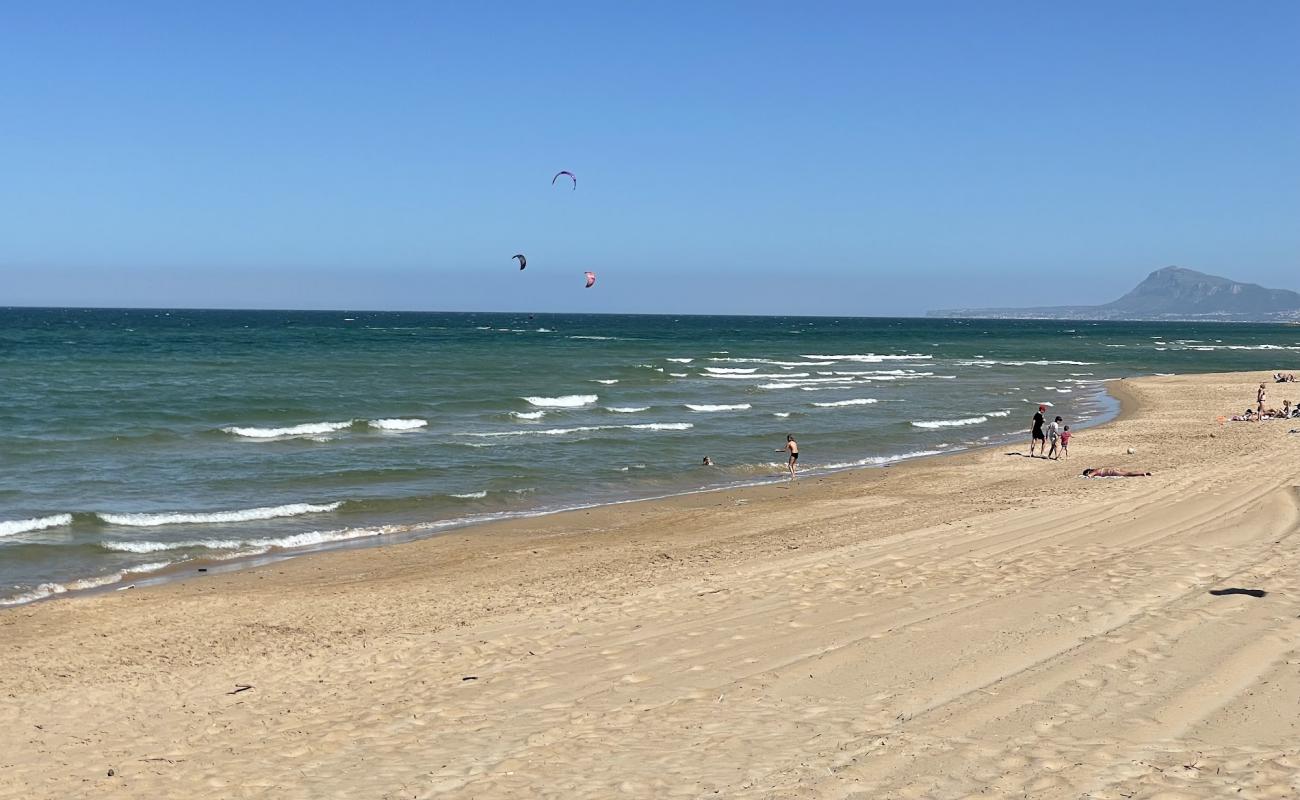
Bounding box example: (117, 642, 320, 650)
(703, 367, 758, 374)
(451, 491, 488, 499)
(666, 358, 694, 363)
(0, 561, 174, 606)
(97, 502, 341, 527)
(912, 416, 988, 429)
(708, 357, 835, 367)
(811, 398, 878, 407)
(773, 412, 791, 418)
(367, 418, 428, 431)
(568, 335, 620, 340)
(605, 406, 650, 413)
(801, 353, 933, 362)
(223, 421, 352, 438)
(521, 394, 598, 408)
(956, 359, 1095, 367)
(987, 410, 1012, 417)
(707, 372, 808, 380)
(820, 450, 945, 469)
(591, 379, 619, 385)
(685, 403, 751, 412)
(101, 524, 404, 555)
(0, 513, 73, 538)
(511, 410, 547, 420)
(463, 422, 693, 438)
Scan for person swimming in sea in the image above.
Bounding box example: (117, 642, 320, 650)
(776, 434, 798, 479)
(702, 456, 714, 466)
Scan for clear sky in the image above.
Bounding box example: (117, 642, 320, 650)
(2, 1, 1297, 315)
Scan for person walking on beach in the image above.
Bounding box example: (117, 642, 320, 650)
(1029, 405, 1047, 456)
(1059, 425, 1071, 458)
(1257, 383, 1267, 419)
(1047, 416, 1063, 459)
(776, 434, 799, 479)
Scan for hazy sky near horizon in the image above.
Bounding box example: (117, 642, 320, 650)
(2, 2, 1297, 315)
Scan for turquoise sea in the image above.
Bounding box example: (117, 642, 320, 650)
(3, 308, 1298, 605)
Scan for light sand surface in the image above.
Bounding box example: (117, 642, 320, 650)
(3, 371, 1299, 799)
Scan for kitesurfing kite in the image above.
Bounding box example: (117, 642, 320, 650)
(584, 271, 596, 288)
(513, 253, 527, 270)
(552, 170, 576, 190)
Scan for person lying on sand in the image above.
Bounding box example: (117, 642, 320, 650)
(1082, 467, 1151, 478)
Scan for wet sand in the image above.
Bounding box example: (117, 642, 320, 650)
(3, 371, 1299, 799)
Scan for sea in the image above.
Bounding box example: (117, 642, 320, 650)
(3, 308, 1298, 606)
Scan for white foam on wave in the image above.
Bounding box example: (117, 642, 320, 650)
(223, 421, 352, 438)
(956, 359, 1095, 367)
(463, 422, 693, 438)
(912, 416, 988, 429)
(97, 502, 341, 527)
(986, 410, 1012, 417)
(367, 418, 428, 431)
(605, 406, 650, 413)
(0, 561, 174, 607)
(666, 357, 694, 363)
(591, 379, 619, 385)
(773, 412, 791, 418)
(451, 491, 488, 499)
(707, 372, 808, 380)
(101, 524, 406, 555)
(521, 394, 598, 408)
(669, 372, 689, 378)
(0, 513, 74, 538)
(820, 450, 945, 469)
(709, 357, 835, 367)
(511, 410, 547, 421)
(811, 398, 878, 407)
(802, 353, 933, 362)
(703, 367, 758, 374)
(685, 403, 751, 412)
(568, 335, 620, 341)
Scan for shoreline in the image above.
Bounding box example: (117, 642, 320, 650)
(3, 380, 1122, 608)
(10, 370, 1299, 798)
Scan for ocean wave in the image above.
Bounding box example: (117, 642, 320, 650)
(773, 412, 791, 418)
(101, 525, 404, 555)
(605, 406, 650, 413)
(591, 379, 619, 385)
(223, 421, 352, 438)
(0, 513, 74, 538)
(955, 359, 1095, 367)
(812, 398, 878, 407)
(462, 422, 693, 438)
(986, 410, 1012, 417)
(568, 335, 620, 340)
(510, 410, 547, 420)
(666, 357, 694, 363)
(97, 502, 341, 527)
(367, 418, 428, 431)
(820, 450, 945, 469)
(0, 561, 174, 606)
(801, 353, 933, 362)
(669, 372, 689, 378)
(709, 358, 835, 367)
(685, 403, 751, 412)
(451, 491, 488, 499)
(912, 416, 988, 429)
(521, 394, 598, 408)
(703, 367, 758, 374)
(707, 372, 808, 380)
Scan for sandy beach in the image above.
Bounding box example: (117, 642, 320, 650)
(3, 371, 1298, 799)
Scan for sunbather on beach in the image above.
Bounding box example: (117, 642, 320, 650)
(1082, 467, 1151, 478)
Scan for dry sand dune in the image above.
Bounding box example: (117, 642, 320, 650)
(3, 372, 1299, 798)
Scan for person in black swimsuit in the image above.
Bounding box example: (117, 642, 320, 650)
(776, 434, 799, 479)
(1029, 405, 1046, 457)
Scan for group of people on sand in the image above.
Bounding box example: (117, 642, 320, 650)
(1028, 405, 1071, 459)
(1273, 372, 1296, 383)
(1231, 383, 1300, 421)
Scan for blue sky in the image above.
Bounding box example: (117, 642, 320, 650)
(2, 1, 1297, 314)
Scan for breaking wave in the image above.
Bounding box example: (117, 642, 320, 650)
(521, 394, 598, 408)
(97, 502, 342, 527)
(0, 513, 74, 538)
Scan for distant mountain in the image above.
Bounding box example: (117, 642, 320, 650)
(929, 267, 1300, 322)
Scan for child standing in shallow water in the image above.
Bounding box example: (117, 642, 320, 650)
(1060, 426, 1071, 458)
